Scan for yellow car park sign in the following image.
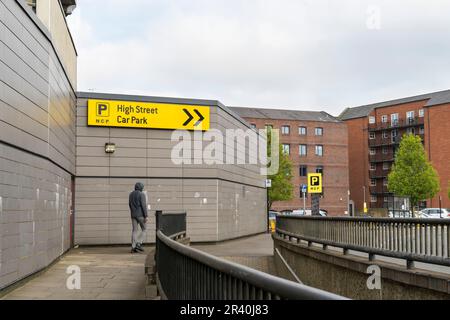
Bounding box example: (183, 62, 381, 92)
(87, 99, 210, 131)
(308, 173, 323, 194)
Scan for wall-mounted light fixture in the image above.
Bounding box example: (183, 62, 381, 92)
(105, 143, 116, 154)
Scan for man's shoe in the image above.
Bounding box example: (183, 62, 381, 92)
(136, 246, 145, 253)
(131, 248, 139, 253)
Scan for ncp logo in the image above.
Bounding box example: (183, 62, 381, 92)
(310, 176, 320, 187)
(96, 102, 110, 117)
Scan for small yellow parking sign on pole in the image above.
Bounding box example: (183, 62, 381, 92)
(308, 173, 323, 194)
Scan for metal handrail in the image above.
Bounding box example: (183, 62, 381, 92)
(276, 216, 450, 268)
(156, 230, 347, 300)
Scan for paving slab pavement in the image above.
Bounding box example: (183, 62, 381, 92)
(1, 246, 148, 300)
(1, 234, 275, 300)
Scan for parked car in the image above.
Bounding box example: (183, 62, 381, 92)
(419, 208, 450, 219)
(291, 209, 328, 217)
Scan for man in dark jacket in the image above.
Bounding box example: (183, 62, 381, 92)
(129, 182, 149, 253)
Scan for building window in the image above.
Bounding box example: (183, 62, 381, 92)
(371, 179, 377, 187)
(370, 148, 376, 155)
(406, 127, 415, 135)
(391, 113, 399, 126)
(281, 126, 290, 135)
(369, 116, 376, 124)
(282, 144, 290, 155)
(315, 127, 324, 136)
(299, 127, 307, 135)
(316, 166, 324, 175)
(419, 109, 425, 118)
(406, 111, 415, 122)
(299, 145, 307, 156)
(391, 130, 398, 138)
(250, 124, 257, 129)
(369, 132, 376, 140)
(419, 126, 425, 135)
(383, 131, 389, 139)
(383, 147, 389, 155)
(381, 115, 388, 123)
(383, 162, 390, 170)
(370, 164, 376, 171)
(299, 166, 308, 177)
(371, 195, 378, 203)
(383, 179, 388, 186)
(315, 145, 324, 157)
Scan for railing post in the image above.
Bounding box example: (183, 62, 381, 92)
(406, 260, 415, 270)
(155, 210, 163, 274)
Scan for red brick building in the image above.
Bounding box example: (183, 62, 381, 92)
(231, 107, 350, 216)
(340, 89, 450, 214)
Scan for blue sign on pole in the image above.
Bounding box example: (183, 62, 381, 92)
(301, 184, 308, 194)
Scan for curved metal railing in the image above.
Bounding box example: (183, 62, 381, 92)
(276, 215, 450, 268)
(155, 211, 347, 300)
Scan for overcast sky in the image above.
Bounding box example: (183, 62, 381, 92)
(67, 0, 450, 116)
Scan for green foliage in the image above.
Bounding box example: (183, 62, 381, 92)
(267, 128, 293, 209)
(448, 181, 450, 200)
(388, 134, 440, 207)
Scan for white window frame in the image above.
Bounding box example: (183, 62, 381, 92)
(391, 113, 399, 126)
(282, 144, 290, 155)
(381, 115, 388, 123)
(371, 195, 378, 203)
(369, 132, 376, 140)
(392, 130, 398, 138)
(370, 164, 376, 171)
(315, 145, 324, 157)
(299, 127, 307, 136)
(369, 116, 376, 124)
(370, 179, 377, 187)
(406, 111, 415, 120)
(419, 109, 425, 118)
(370, 148, 376, 155)
(383, 131, 389, 139)
(383, 162, 390, 170)
(315, 127, 324, 136)
(281, 126, 290, 135)
(299, 144, 307, 156)
(419, 126, 425, 135)
(383, 147, 389, 155)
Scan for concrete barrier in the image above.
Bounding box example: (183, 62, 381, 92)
(273, 235, 450, 300)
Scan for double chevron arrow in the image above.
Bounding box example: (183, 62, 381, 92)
(183, 109, 205, 127)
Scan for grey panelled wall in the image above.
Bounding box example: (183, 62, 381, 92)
(0, 0, 76, 289)
(75, 93, 267, 244)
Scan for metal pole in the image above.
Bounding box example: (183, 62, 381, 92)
(303, 191, 306, 214)
(363, 186, 366, 216)
(347, 190, 351, 217)
(439, 196, 442, 219)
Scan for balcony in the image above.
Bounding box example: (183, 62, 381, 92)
(369, 186, 393, 196)
(369, 169, 389, 179)
(369, 136, 401, 147)
(369, 153, 395, 163)
(369, 117, 424, 132)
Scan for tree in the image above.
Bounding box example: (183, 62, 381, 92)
(266, 128, 293, 209)
(388, 133, 440, 209)
(448, 181, 450, 200)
